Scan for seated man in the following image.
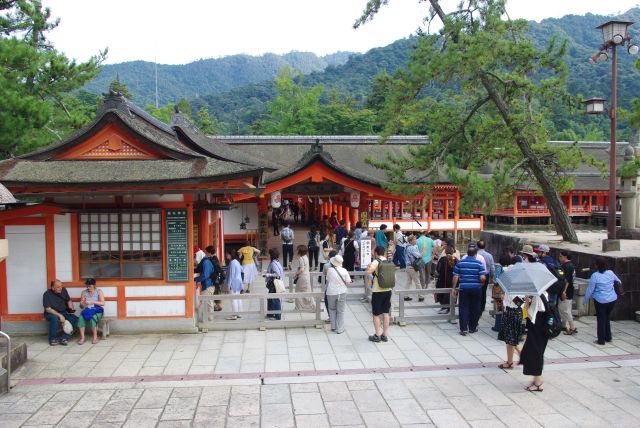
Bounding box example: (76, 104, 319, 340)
(43, 279, 78, 346)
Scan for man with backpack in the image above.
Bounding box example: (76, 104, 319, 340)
(536, 244, 565, 307)
(281, 222, 295, 270)
(365, 246, 395, 343)
(558, 250, 577, 335)
(195, 246, 224, 317)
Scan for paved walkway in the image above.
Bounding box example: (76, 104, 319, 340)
(3, 296, 640, 427)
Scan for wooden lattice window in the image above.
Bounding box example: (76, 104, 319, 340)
(79, 211, 162, 279)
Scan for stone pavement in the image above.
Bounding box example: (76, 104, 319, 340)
(3, 296, 640, 427)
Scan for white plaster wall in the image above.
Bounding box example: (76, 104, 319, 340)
(223, 203, 258, 235)
(5, 225, 47, 314)
(67, 287, 118, 298)
(54, 214, 73, 282)
(126, 300, 185, 317)
(125, 285, 186, 297)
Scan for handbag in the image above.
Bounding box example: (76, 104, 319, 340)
(614, 280, 625, 296)
(273, 278, 286, 293)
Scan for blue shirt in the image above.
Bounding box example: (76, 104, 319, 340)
(453, 255, 488, 289)
(478, 249, 495, 277)
(416, 236, 434, 263)
(405, 244, 421, 265)
(375, 230, 388, 249)
(225, 259, 244, 293)
(583, 270, 619, 304)
(194, 257, 214, 290)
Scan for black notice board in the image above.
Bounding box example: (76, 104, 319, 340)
(166, 209, 189, 281)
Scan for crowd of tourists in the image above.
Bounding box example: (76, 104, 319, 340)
(42, 214, 624, 395)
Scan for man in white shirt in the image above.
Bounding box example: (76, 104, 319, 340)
(392, 224, 408, 269)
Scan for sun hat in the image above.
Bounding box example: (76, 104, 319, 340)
(537, 244, 550, 253)
(63, 320, 73, 335)
(520, 244, 537, 257)
(330, 255, 343, 267)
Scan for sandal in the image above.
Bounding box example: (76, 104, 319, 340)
(77, 339, 85, 345)
(525, 383, 543, 392)
(498, 362, 514, 369)
(92, 338, 98, 344)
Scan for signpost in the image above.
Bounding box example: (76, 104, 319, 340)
(166, 209, 189, 281)
(360, 239, 372, 267)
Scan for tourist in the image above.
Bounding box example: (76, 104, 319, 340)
(193, 246, 206, 266)
(520, 245, 537, 262)
(319, 215, 329, 243)
(416, 230, 434, 289)
(353, 221, 363, 242)
(281, 221, 295, 270)
(429, 232, 442, 277)
(307, 225, 320, 270)
(365, 246, 393, 342)
(536, 244, 562, 306)
(329, 212, 339, 231)
(237, 242, 260, 293)
(584, 258, 620, 345)
(317, 231, 331, 274)
(558, 251, 577, 335)
(451, 243, 487, 336)
(392, 224, 408, 269)
(497, 292, 525, 370)
(300, 206, 306, 224)
(435, 246, 457, 314)
(43, 279, 78, 346)
(499, 247, 522, 266)
(326, 255, 352, 334)
(195, 246, 219, 315)
(476, 240, 495, 317)
(322, 250, 339, 322)
(271, 208, 280, 236)
(77, 278, 105, 345)
(336, 219, 348, 246)
(264, 248, 284, 321)
(225, 251, 243, 320)
(404, 235, 423, 302)
(520, 292, 549, 392)
(292, 203, 299, 223)
(340, 231, 358, 272)
(375, 224, 388, 252)
(294, 245, 315, 311)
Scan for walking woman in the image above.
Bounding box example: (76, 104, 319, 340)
(435, 246, 457, 314)
(237, 242, 260, 293)
(497, 293, 525, 370)
(77, 278, 105, 345)
(341, 231, 358, 272)
(520, 292, 548, 392)
(584, 258, 620, 345)
(225, 251, 244, 320)
(294, 245, 315, 311)
(308, 225, 320, 270)
(325, 255, 351, 333)
(264, 248, 284, 320)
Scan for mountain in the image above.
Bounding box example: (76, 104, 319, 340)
(84, 51, 353, 105)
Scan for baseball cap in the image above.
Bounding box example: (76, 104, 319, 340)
(538, 244, 550, 253)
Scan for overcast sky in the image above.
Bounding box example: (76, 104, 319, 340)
(41, 0, 640, 65)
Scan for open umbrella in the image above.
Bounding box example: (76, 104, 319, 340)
(496, 262, 557, 296)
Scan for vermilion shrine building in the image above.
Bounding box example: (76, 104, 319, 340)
(0, 93, 628, 333)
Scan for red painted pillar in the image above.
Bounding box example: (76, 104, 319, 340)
(344, 206, 351, 229)
(351, 207, 358, 228)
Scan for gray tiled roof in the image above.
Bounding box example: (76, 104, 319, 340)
(0, 159, 261, 186)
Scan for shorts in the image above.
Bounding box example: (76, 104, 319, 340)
(371, 291, 392, 316)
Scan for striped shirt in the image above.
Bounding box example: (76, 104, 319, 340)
(452, 255, 487, 289)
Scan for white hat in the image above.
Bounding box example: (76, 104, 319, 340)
(330, 255, 343, 267)
(63, 320, 73, 335)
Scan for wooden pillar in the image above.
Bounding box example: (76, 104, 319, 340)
(567, 192, 573, 214)
(351, 208, 358, 228)
(338, 204, 344, 223)
(344, 206, 351, 229)
(428, 198, 433, 221)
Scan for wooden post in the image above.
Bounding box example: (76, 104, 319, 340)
(567, 192, 573, 215)
(344, 206, 351, 230)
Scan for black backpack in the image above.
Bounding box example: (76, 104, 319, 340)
(540, 260, 566, 296)
(308, 231, 318, 248)
(540, 294, 562, 339)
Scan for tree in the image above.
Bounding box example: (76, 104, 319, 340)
(109, 74, 132, 99)
(356, 0, 584, 242)
(196, 106, 219, 135)
(0, 0, 106, 156)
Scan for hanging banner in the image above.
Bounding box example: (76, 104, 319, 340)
(318, 197, 323, 205)
(360, 239, 372, 267)
(270, 191, 282, 208)
(350, 191, 360, 208)
(360, 210, 369, 228)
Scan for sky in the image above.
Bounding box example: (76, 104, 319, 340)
(41, 0, 640, 65)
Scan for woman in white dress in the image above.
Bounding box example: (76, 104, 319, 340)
(294, 245, 315, 311)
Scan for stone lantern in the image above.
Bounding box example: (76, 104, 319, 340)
(618, 146, 640, 238)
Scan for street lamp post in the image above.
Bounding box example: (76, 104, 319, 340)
(585, 20, 639, 252)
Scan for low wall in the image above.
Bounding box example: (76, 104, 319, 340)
(480, 231, 640, 320)
(1, 318, 198, 336)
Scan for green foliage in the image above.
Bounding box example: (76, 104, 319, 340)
(109, 74, 132, 99)
(0, 0, 105, 157)
(196, 107, 219, 135)
(620, 158, 640, 178)
(144, 98, 191, 124)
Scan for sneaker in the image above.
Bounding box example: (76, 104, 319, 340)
(437, 307, 447, 314)
(368, 334, 381, 343)
(380, 335, 389, 342)
(418, 297, 425, 302)
(404, 296, 413, 301)
(60, 339, 69, 346)
(469, 329, 478, 334)
(459, 331, 468, 336)
(49, 339, 58, 346)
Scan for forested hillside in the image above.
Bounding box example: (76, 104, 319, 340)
(85, 8, 640, 139)
(84, 51, 353, 105)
